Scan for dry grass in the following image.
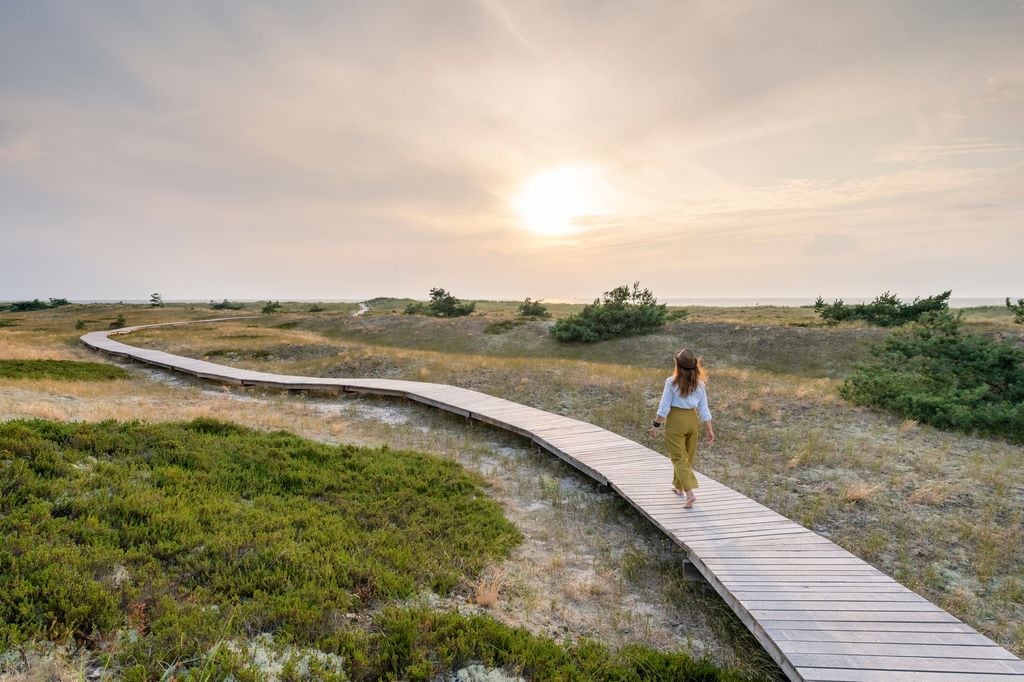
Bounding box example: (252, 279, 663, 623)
(908, 481, 950, 506)
(898, 418, 920, 433)
(472, 568, 509, 609)
(841, 482, 881, 504)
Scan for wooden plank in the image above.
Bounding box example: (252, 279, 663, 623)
(768, 628, 998, 646)
(746, 600, 943, 613)
(780, 641, 1018, 659)
(753, 610, 961, 623)
(789, 653, 1024, 674)
(801, 669, 1024, 681)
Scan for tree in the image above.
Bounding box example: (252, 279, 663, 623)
(1007, 297, 1024, 325)
(840, 311, 1024, 442)
(149, 292, 164, 307)
(815, 290, 951, 327)
(261, 301, 282, 314)
(517, 297, 550, 319)
(550, 282, 676, 343)
(405, 288, 475, 317)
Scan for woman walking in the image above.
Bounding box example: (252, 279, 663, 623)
(648, 349, 714, 508)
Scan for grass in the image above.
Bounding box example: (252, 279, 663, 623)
(0, 359, 129, 381)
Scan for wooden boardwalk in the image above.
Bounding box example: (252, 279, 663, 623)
(81, 320, 1024, 682)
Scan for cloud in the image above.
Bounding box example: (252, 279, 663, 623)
(803, 233, 858, 256)
(0, 128, 42, 163)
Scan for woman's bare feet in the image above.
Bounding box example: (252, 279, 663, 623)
(684, 494, 696, 509)
(672, 487, 684, 496)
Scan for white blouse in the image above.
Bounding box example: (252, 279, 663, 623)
(656, 377, 712, 422)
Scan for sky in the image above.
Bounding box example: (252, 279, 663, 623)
(1, 0, 1022, 302)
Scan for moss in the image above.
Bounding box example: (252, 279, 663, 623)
(0, 359, 129, 381)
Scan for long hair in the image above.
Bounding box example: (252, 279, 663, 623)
(672, 349, 707, 398)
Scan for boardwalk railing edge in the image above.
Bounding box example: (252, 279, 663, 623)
(81, 319, 1024, 682)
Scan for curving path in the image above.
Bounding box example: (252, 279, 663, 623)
(82, 319, 1024, 682)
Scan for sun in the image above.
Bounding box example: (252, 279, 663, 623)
(514, 165, 601, 236)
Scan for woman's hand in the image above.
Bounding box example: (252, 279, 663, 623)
(704, 424, 715, 444)
(647, 426, 660, 438)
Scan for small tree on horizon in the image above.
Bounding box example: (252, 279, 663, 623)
(550, 282, 678, 343)
(149, 292, 164, 307)
(405, 288, 475, 317)
(1007, 297, 1024, 325)
(517, 297, 550, 319)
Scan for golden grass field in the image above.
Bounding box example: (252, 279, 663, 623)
(2, 299, 1022, 672)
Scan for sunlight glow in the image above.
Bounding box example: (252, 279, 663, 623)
(514, 165, 602, 236)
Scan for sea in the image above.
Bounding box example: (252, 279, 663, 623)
(66, 297, 1013, 308)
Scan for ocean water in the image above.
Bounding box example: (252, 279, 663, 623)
(55, 297, 1014, 308)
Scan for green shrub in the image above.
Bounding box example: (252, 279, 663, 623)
(1007, 297, 1024, 325)
(405, 288, 475, 317)
(0, 319, 16, 328)
(210, 299, 246, 310)
(840, 311, 1024, 442)
(8, 299, 50, 312)
(48, 298, 69, 307)
(109, 314, 126, 329)
(0, 360, 129, 381)
(149, 293, 163, 307)
(550, 282, 677, 343)
(261, 301, 283, 314)
(517, 297, 550, 319)
(814, 290, 950, 327)
(330, 607, 742, 681)
(0, 419, 522, 677)
(309, 304, 325, 313)
(484, 320, 523, 335)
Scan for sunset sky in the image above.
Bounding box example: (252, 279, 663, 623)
(2, 1, 1022, 301)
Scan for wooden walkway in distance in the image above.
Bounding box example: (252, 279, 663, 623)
(81, 320, 1024, 682)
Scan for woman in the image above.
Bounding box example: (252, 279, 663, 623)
(648, 349, 714, 508)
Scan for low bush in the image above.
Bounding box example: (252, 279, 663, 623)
(517, 297, 550, 319)
(7, 299, 51, 312)
(261, 301, 283, 314)
(0, 359, 129, 381)
(0, 419, 521, 677)
(210, 299, 246, 310)
(484, 320, 523, 335)
(550, 283, 681, 343)
(814, 290, 950, 327)
(1007, 297, 1024, 325)
(840, 311, 1024, 442)
(328, 606, 744, 681)
(109, 314, 126, 329)
(405, 288, 475, 317)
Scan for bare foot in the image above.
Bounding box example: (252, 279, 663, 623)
(684, 495, 696, 509)
(672, 487, 684, 496)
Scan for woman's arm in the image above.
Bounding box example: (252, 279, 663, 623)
(649, 379, 673, 436)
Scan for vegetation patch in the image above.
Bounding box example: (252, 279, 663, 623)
(550, 283, 684, 343)
(405, 288, 476, 317)
(328, 606, 746, 681)
(841, 311, 1024, 442)
(814, 290, 950, 327)
(0, 419, 521, 677)
(3, 298, 70, 312)
(0, 359, 129, 381)
(1007, 297, 1024, 325)
(0, 319, 17, 328)
(210, 299, 246, 310)
(484, 320, 525, 335)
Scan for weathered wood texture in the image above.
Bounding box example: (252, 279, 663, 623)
(82, 322, 1024, 681)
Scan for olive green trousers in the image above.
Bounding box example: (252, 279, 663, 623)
(665, 407, 699, 491)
